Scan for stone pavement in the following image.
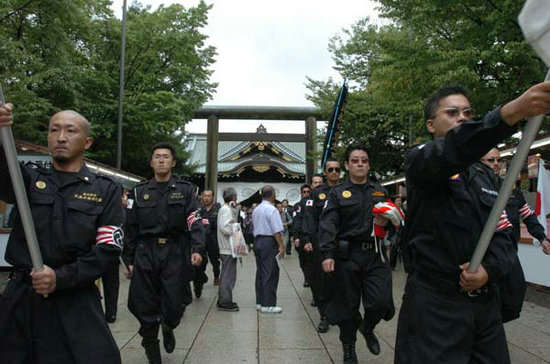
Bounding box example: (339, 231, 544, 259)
(104, 253, 550, 364)
(1, 253, 549, 363)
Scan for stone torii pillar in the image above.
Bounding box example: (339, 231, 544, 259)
(205, 114, 219, 194)
(305, 116, 316, 183)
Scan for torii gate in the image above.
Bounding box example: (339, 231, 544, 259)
(193, 105, 323, 194)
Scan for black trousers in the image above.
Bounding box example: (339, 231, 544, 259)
(303, 246, 332, 316)
(395, 274, 510, 364)
(254, 235, 280, 307)
(499, 254, 527, 323)
(205, 235, 221, 279)
(102, 261, 120, 318)
(325, 249, 394, 344)
(0, 273, 120, 364)
(128, 241, 191, 340)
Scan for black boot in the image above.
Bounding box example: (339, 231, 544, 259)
(357, 319, 381, 355)
(317, 316, 330, 333)
(194, 282, 203, 298)
(142, 339, 161, 364)
(162, 324, 176, 353)
(342, 342, 358, 364)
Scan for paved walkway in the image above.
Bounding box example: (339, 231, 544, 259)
(0, 253, 548, 363)
(104, 253, 550, 364)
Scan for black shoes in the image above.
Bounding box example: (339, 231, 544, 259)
(303, 280, 310, 287)
(105, 314, 116, 323)
(194, 282, 203, 298)
(317, 316, 329, 333)
(357, 320, 381, 355)
(143, 339, 162, 364)
(342, 343, 358, 364)
(365, 332, 380, 355)
(162, 325, 176, 354)
(217, 302, 239, 312)
(310, 299, 317, 307)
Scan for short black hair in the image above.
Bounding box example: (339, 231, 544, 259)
(344, 144, 369, 162)
(300, 184, 311, 192)
(223, 187, 237, 203)
(424, 85, 470, 122)
(325, 158, 340, 165)
(151, 142, 177, 160)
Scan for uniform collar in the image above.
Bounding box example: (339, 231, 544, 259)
(48, 163, 96, 185)
(147, 176, 177, 189)
(343, 178, 373, 189)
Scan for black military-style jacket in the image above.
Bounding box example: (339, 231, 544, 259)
(291, 197, 308, 243)
(302, 183, 338, 247)
(403, 107, 516, 283)
(505, 186, 545, 246)
(318, 179, 388, 260)
(123, 176, 205, 264)
(199, 202, 220, 243)
(0, 154, 123, 291)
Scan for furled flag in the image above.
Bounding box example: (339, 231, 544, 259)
(519, 0, 550, 67)
(321, 81, 348, 170)
(535, 160, 550, 237)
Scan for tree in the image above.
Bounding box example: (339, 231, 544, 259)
(0, 0, 217, 177)
(307, 0, 547, 178)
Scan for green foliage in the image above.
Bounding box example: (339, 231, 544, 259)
(0, 0, 217, 177)
(307, 0, 548, 178)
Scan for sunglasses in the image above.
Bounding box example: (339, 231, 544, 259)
(436, 107, 474, 119)
(483, 158, 501, 163)
(327, 167, 341, 173)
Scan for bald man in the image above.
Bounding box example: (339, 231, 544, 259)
(0, 104, 124, 363)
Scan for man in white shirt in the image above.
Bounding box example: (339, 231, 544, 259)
(252, 185, 285, 313)
(216, 188, 239, 311)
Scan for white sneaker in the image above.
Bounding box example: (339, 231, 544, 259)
(260, 306, 283, 314)
(256, 304, 262, 311)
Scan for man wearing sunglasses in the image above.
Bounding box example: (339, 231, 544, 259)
(480, 148, 550, 323)
(291, 184, 313, 288)
(302, 160, 341, 334)
(319, 145, 395, 363)
(395, 81, 550, 364)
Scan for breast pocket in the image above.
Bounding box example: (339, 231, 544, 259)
(135, 199, 158, 229)
(167, 199, 188, 231)
(339, 198, 361, 221)
(66, 200, 103, 249)
(30, 192, 54, 234)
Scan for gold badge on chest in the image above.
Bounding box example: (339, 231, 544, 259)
(143, 193, 150, 201)
(36, 181, 46, 189)
(342, 190, 352, 199)
(319, 193, 327, 200)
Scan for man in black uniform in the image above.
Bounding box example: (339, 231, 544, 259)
(395, 82, 550, 364)
(291, 183, 312, 287)
(123, 143, 204, 364)
(0, 105, 124, 364)
(480, 148, 550, 322)
(302, 161, 341, 333)
(319, 145, 394, 363)
(192, 189, 220, 298)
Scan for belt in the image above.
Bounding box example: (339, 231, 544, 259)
(415, 269, 490, 299)
(9, 269, 32, 285)
(143, 236, 173, 245)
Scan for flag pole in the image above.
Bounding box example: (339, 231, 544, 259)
(0, 86, 45, 273)
(468, 69, 550, 272)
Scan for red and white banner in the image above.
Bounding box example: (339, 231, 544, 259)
(535, 161, 550, 237)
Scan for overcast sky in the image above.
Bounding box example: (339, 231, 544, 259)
(111, 0, 381, 133)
